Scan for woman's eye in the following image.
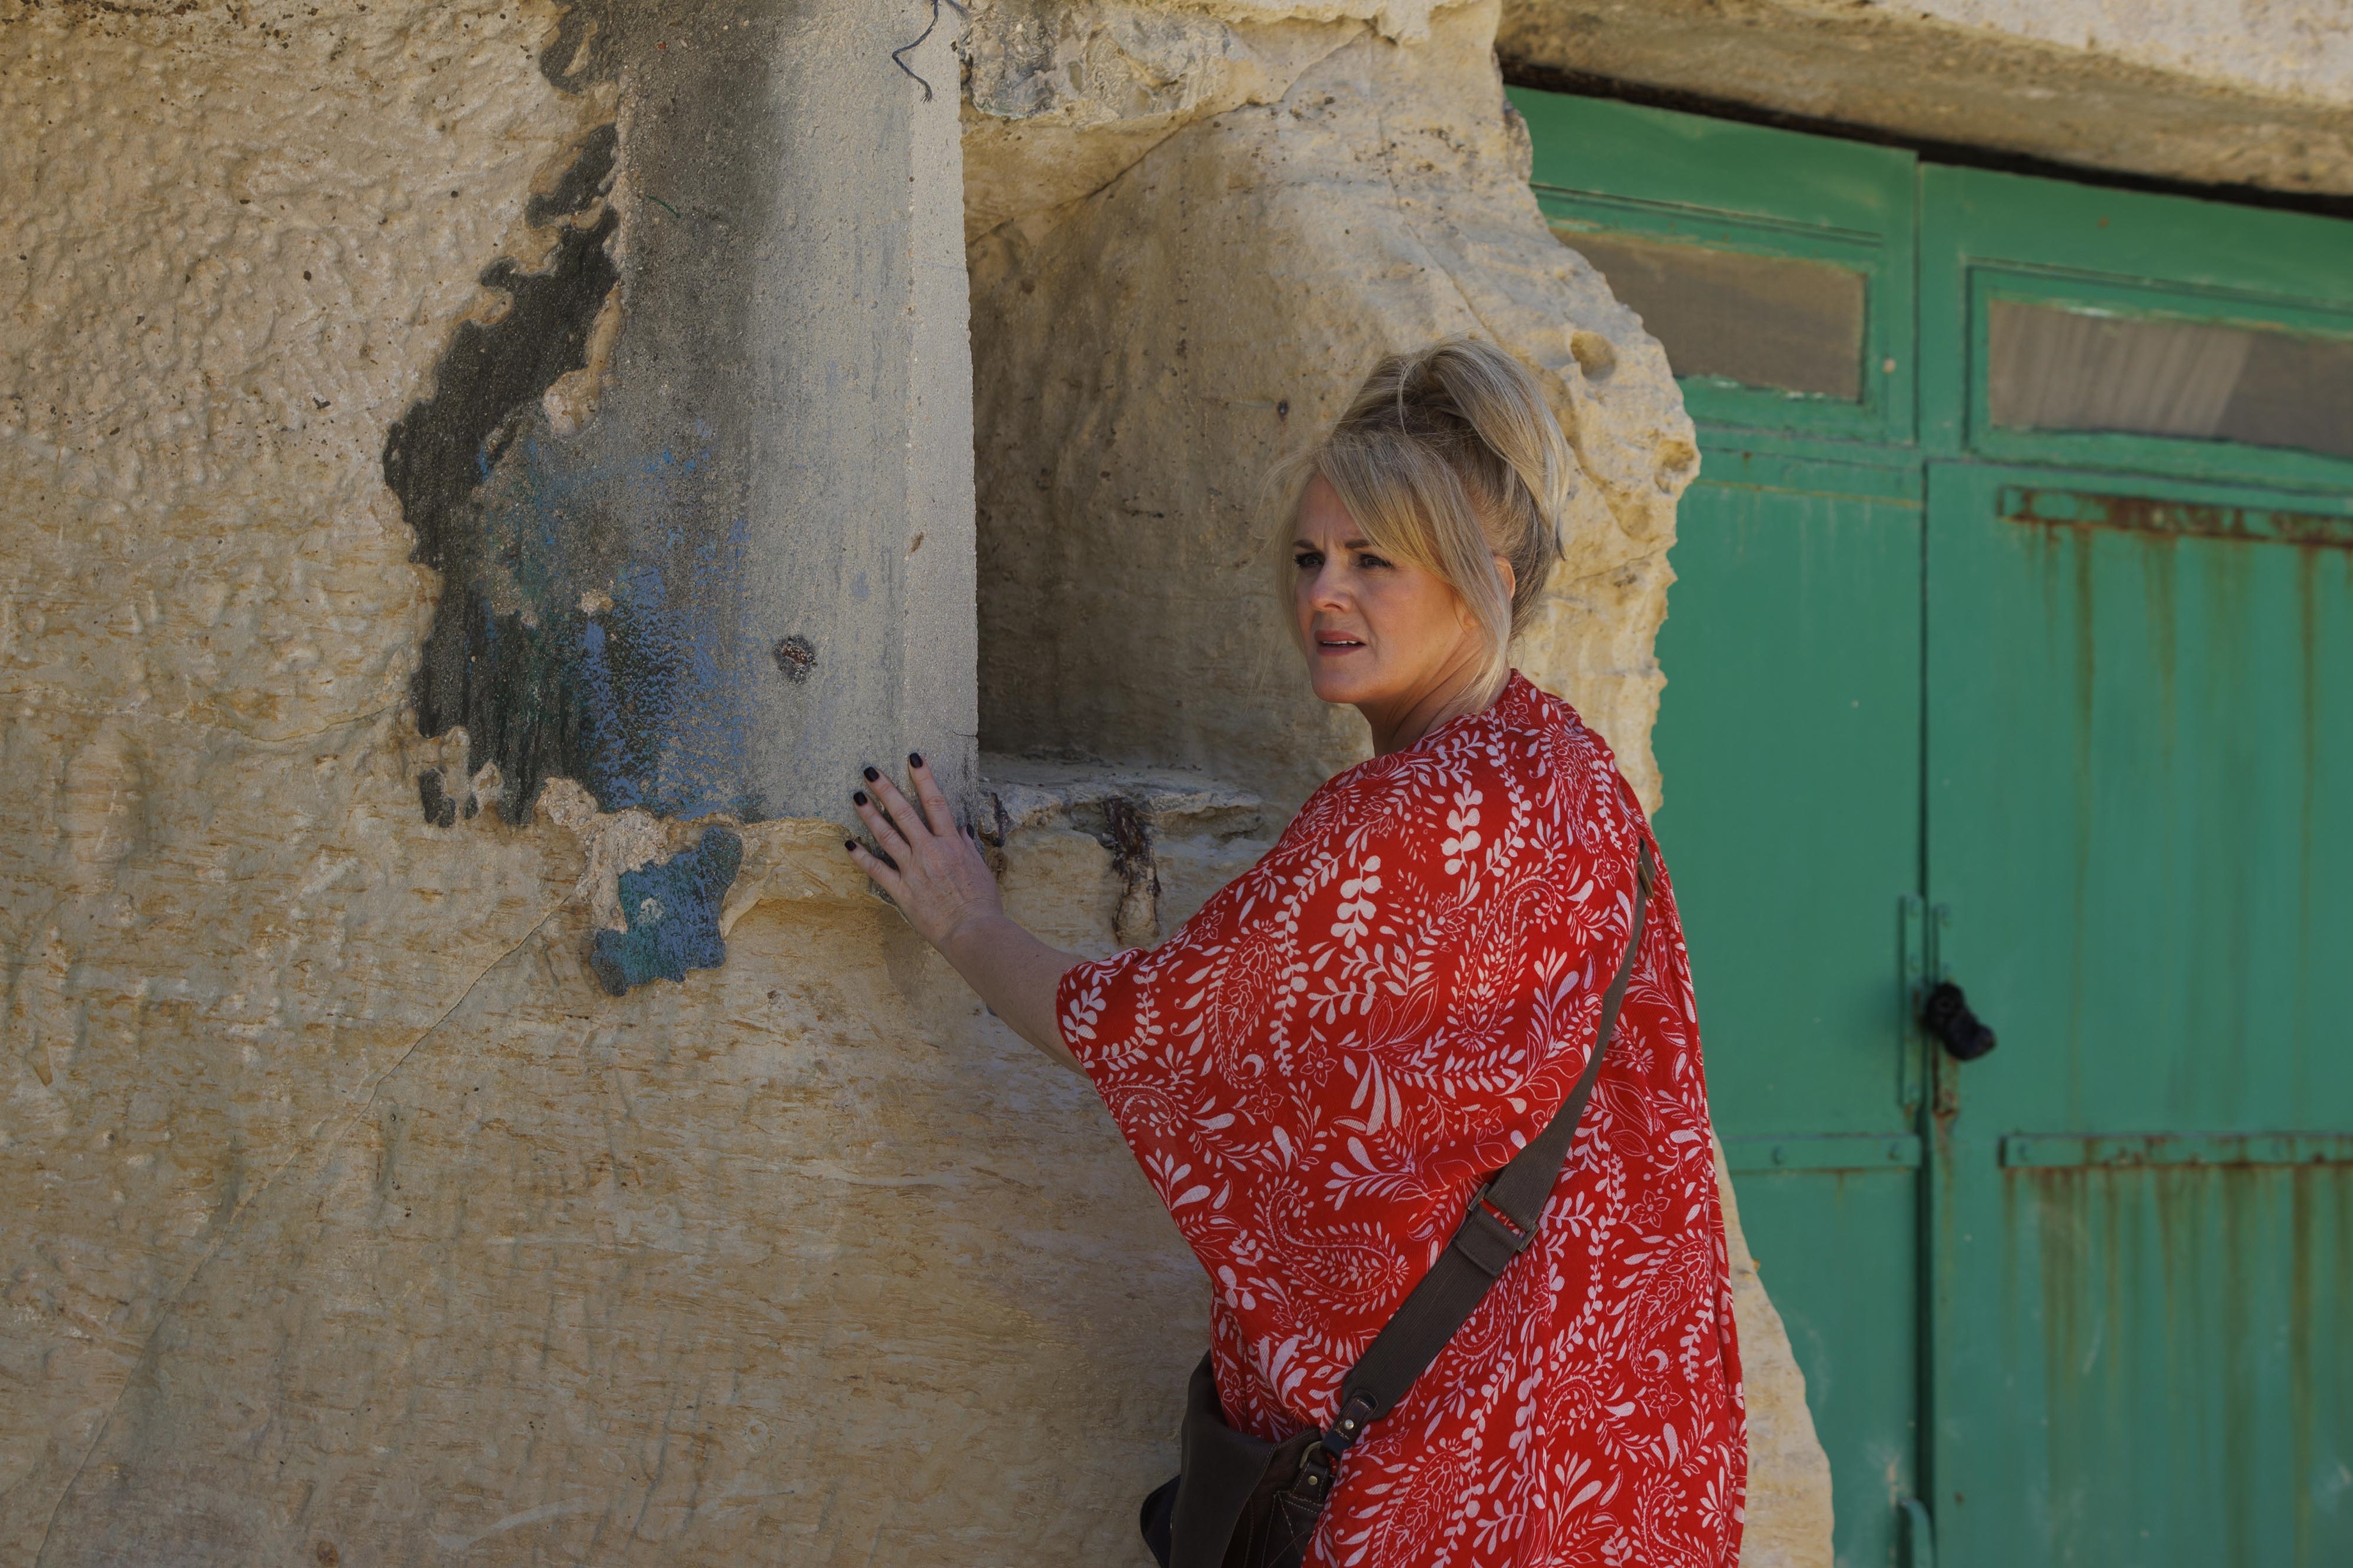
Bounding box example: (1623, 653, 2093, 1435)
(1294, 551, 1322, 570)
(1357, 552, 1392, 570)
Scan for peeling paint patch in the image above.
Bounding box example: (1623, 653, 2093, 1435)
(588, 825, 744, 995)
(388, 78, 762, 830)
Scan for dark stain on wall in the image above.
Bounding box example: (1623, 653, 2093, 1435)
(527, 122, 620, 226)
(385, 4, 784, 989)
(386, 122, 621, 825)
(388, 3, 781, 841)
(539, 0, 629, 94)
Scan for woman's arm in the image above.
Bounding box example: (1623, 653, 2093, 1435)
(846, 756, 1085, 1073)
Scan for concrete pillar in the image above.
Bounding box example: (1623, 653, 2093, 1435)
(399, 0, 975, 831)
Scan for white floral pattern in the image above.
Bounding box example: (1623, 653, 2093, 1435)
(1059, 673, 1745, 1568)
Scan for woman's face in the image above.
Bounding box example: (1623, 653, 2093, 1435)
(1291, 473, 1485, 713)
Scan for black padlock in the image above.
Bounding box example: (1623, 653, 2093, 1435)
(1920, 980, 1997, 1062)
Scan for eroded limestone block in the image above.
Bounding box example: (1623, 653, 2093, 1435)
(16, 880, 1212, 1564)
(1, 2, 604, 1555)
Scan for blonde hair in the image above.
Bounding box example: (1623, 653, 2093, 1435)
(1277, 336, 1572, 705)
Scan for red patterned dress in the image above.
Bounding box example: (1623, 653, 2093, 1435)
(1057, 672, 1744, 1568)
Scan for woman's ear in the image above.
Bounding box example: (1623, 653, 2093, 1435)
(1494, 555, 1518, 603)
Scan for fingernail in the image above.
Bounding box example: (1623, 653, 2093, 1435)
(844, 839, 857, 852)
(853, 790, 868, 806)
(862, 766, 879, 782)
(908, 751, 924, 768)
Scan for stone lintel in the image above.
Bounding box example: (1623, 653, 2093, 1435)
(1499, 0, 2353, 204)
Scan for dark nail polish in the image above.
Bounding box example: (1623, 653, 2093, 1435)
(908, 750, 924, 768)
(862, 766, 879, 782)
(844, 839, 857, 852)
(853, 790, 868, 806)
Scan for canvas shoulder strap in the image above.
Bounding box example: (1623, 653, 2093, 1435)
(1301, 842, 1657, 1473)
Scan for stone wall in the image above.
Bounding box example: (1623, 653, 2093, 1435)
(4, 0, 1829, 1562)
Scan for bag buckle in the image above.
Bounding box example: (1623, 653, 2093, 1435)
(1291, 1440, 1337, 1499)
(1464, 1181, 1537, 1257)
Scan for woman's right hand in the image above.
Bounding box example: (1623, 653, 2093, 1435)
(845, 753, 1004, 953)
(844, 754, 1085, 1071)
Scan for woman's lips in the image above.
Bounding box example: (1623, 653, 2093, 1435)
(1315, 634, 1365, 651)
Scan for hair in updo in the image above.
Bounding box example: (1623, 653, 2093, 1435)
(1278, 336, 1573, 704)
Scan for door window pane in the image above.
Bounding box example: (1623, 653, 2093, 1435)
(1987, 298, 2353, 461)
(1554, 227, 1867, 401)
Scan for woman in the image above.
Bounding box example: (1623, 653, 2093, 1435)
(846, 339, 1745, 1567)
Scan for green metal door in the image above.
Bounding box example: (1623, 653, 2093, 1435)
(1919, 166, 2353, 1566)
(1516, 86, 2353, 1568)
(1924, 461, 2353, 1566)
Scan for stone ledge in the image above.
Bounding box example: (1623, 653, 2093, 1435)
(980, 752, 1268, 837)
(672, 758, 1277, 949)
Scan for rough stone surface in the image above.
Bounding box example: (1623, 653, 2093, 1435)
(968, 0, 1694, 817)
(1499, 0, 2353, 200)
(1, 1, 596, 1554)
(4, 0, 1828, 1562)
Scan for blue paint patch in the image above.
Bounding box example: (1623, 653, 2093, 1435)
(588, 825, 745, 996)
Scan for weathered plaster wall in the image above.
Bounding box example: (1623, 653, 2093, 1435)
(966, 0, 1693, 816)
(396, 0, 976, 845)
(1500, 0, 2353, 200)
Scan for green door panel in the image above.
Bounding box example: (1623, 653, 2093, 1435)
(1920, 164, 2353, 491)
(1924, 460, 2353, 1566)
(1721, 1171, 1918, 1568)
(1655, 452, 1925, 1568)
(1658, 453, 1924, 1139)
